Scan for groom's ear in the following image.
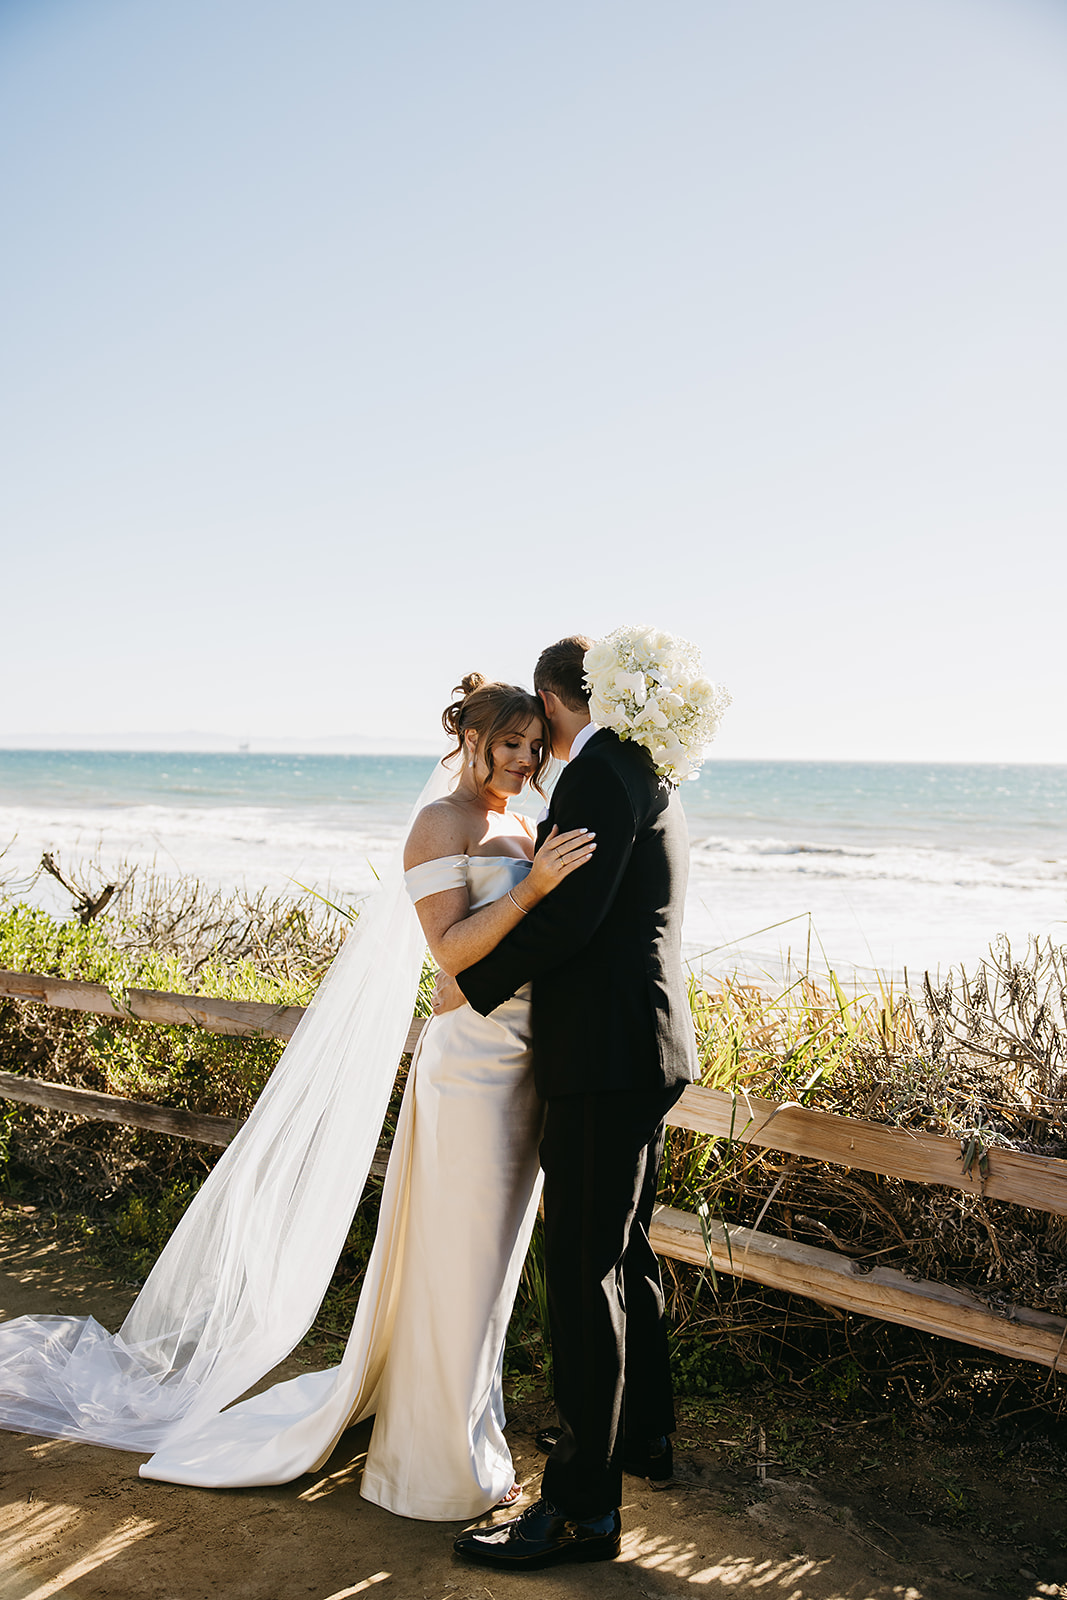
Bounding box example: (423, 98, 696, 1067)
(538, 689, 558, 720)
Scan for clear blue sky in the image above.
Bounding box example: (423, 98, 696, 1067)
(2, 0, 1065, 759)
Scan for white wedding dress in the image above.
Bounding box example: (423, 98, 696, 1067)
(0, 759, 545, 1522)
(143, 852, 543, 1517)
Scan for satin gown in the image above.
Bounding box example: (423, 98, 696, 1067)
(141, 853, 544, 1521)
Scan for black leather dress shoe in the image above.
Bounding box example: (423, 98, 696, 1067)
(625, 1434, 674, 1485)
(453, 1498, 621, 1570)
(534, 1428, 674, 1485)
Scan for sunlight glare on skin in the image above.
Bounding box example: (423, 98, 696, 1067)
(14, 1517, 156, 1600)
(321, 1576, 391, 1599)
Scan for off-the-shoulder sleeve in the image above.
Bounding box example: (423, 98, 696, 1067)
(403, 855, 469, 904)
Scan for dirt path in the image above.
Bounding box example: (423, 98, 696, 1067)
(0, 1227, 1061, 1600)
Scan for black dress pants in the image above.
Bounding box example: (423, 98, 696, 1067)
(538, 1084, 684, 1518)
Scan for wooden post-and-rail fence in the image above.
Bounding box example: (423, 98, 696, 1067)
(3, 966, 1067, 1377)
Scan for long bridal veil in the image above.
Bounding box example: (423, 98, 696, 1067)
(0, 756, 458, 1455)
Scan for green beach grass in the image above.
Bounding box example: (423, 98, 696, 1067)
(1, 859, 1066, 1432)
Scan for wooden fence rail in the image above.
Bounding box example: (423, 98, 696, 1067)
(0, 968, 424, 1051)
(3, 968, 1066, 1372)
(0, 967, 309, 1041)
(649, 1207, 1067, 1375)
(3, 969, 1061, 1211)
(671, 1085, 1067, 1217)
(0, 1069, 241, 1147)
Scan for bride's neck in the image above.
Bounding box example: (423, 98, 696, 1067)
(456, 773, 507, 815)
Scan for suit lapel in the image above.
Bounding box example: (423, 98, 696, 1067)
(537, 729, 620, 851)
(537, 727, 615, 847)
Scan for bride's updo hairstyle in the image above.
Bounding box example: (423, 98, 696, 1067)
(442, 674, 549, 797)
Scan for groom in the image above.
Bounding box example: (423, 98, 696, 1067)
(442, 634, 697, 1571)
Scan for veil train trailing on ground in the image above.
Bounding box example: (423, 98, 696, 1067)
(0, 758, 456, 1457)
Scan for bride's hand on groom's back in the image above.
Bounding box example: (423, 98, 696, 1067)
(526, 824, 596, 902)
(431, 971, 466, 1015)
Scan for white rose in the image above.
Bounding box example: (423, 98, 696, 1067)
(590, 695, 626, 731)
(650, 631, 675, 658)
(583, 640, 617, 675)
(629, 627, 656, 665)
(691, 679, 731, 720)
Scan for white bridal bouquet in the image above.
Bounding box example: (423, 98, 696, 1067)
(583, 625, 730, 784)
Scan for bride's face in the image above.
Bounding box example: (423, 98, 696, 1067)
(467, 717, 545, 802)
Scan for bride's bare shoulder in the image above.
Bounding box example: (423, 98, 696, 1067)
(403, 797, 470, 870)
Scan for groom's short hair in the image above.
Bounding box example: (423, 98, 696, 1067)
(534, 636, 593, 712)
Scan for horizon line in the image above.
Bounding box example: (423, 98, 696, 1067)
(1, 740, 1065, 767)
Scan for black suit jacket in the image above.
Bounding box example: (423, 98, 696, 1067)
(456, 728, 697, 1099)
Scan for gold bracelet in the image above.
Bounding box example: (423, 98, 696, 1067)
(507, 889, 529, 915)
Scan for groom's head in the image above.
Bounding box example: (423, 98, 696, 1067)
(534, 635, 592, 759)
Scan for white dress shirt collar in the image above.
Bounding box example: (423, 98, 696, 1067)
(568, 720, 598, 762)
(535, 721, 600, 824)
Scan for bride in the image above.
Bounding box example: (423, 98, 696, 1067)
(0, 675, 593, 1521)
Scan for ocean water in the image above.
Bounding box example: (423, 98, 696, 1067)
(1, 750, 1064, 985)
